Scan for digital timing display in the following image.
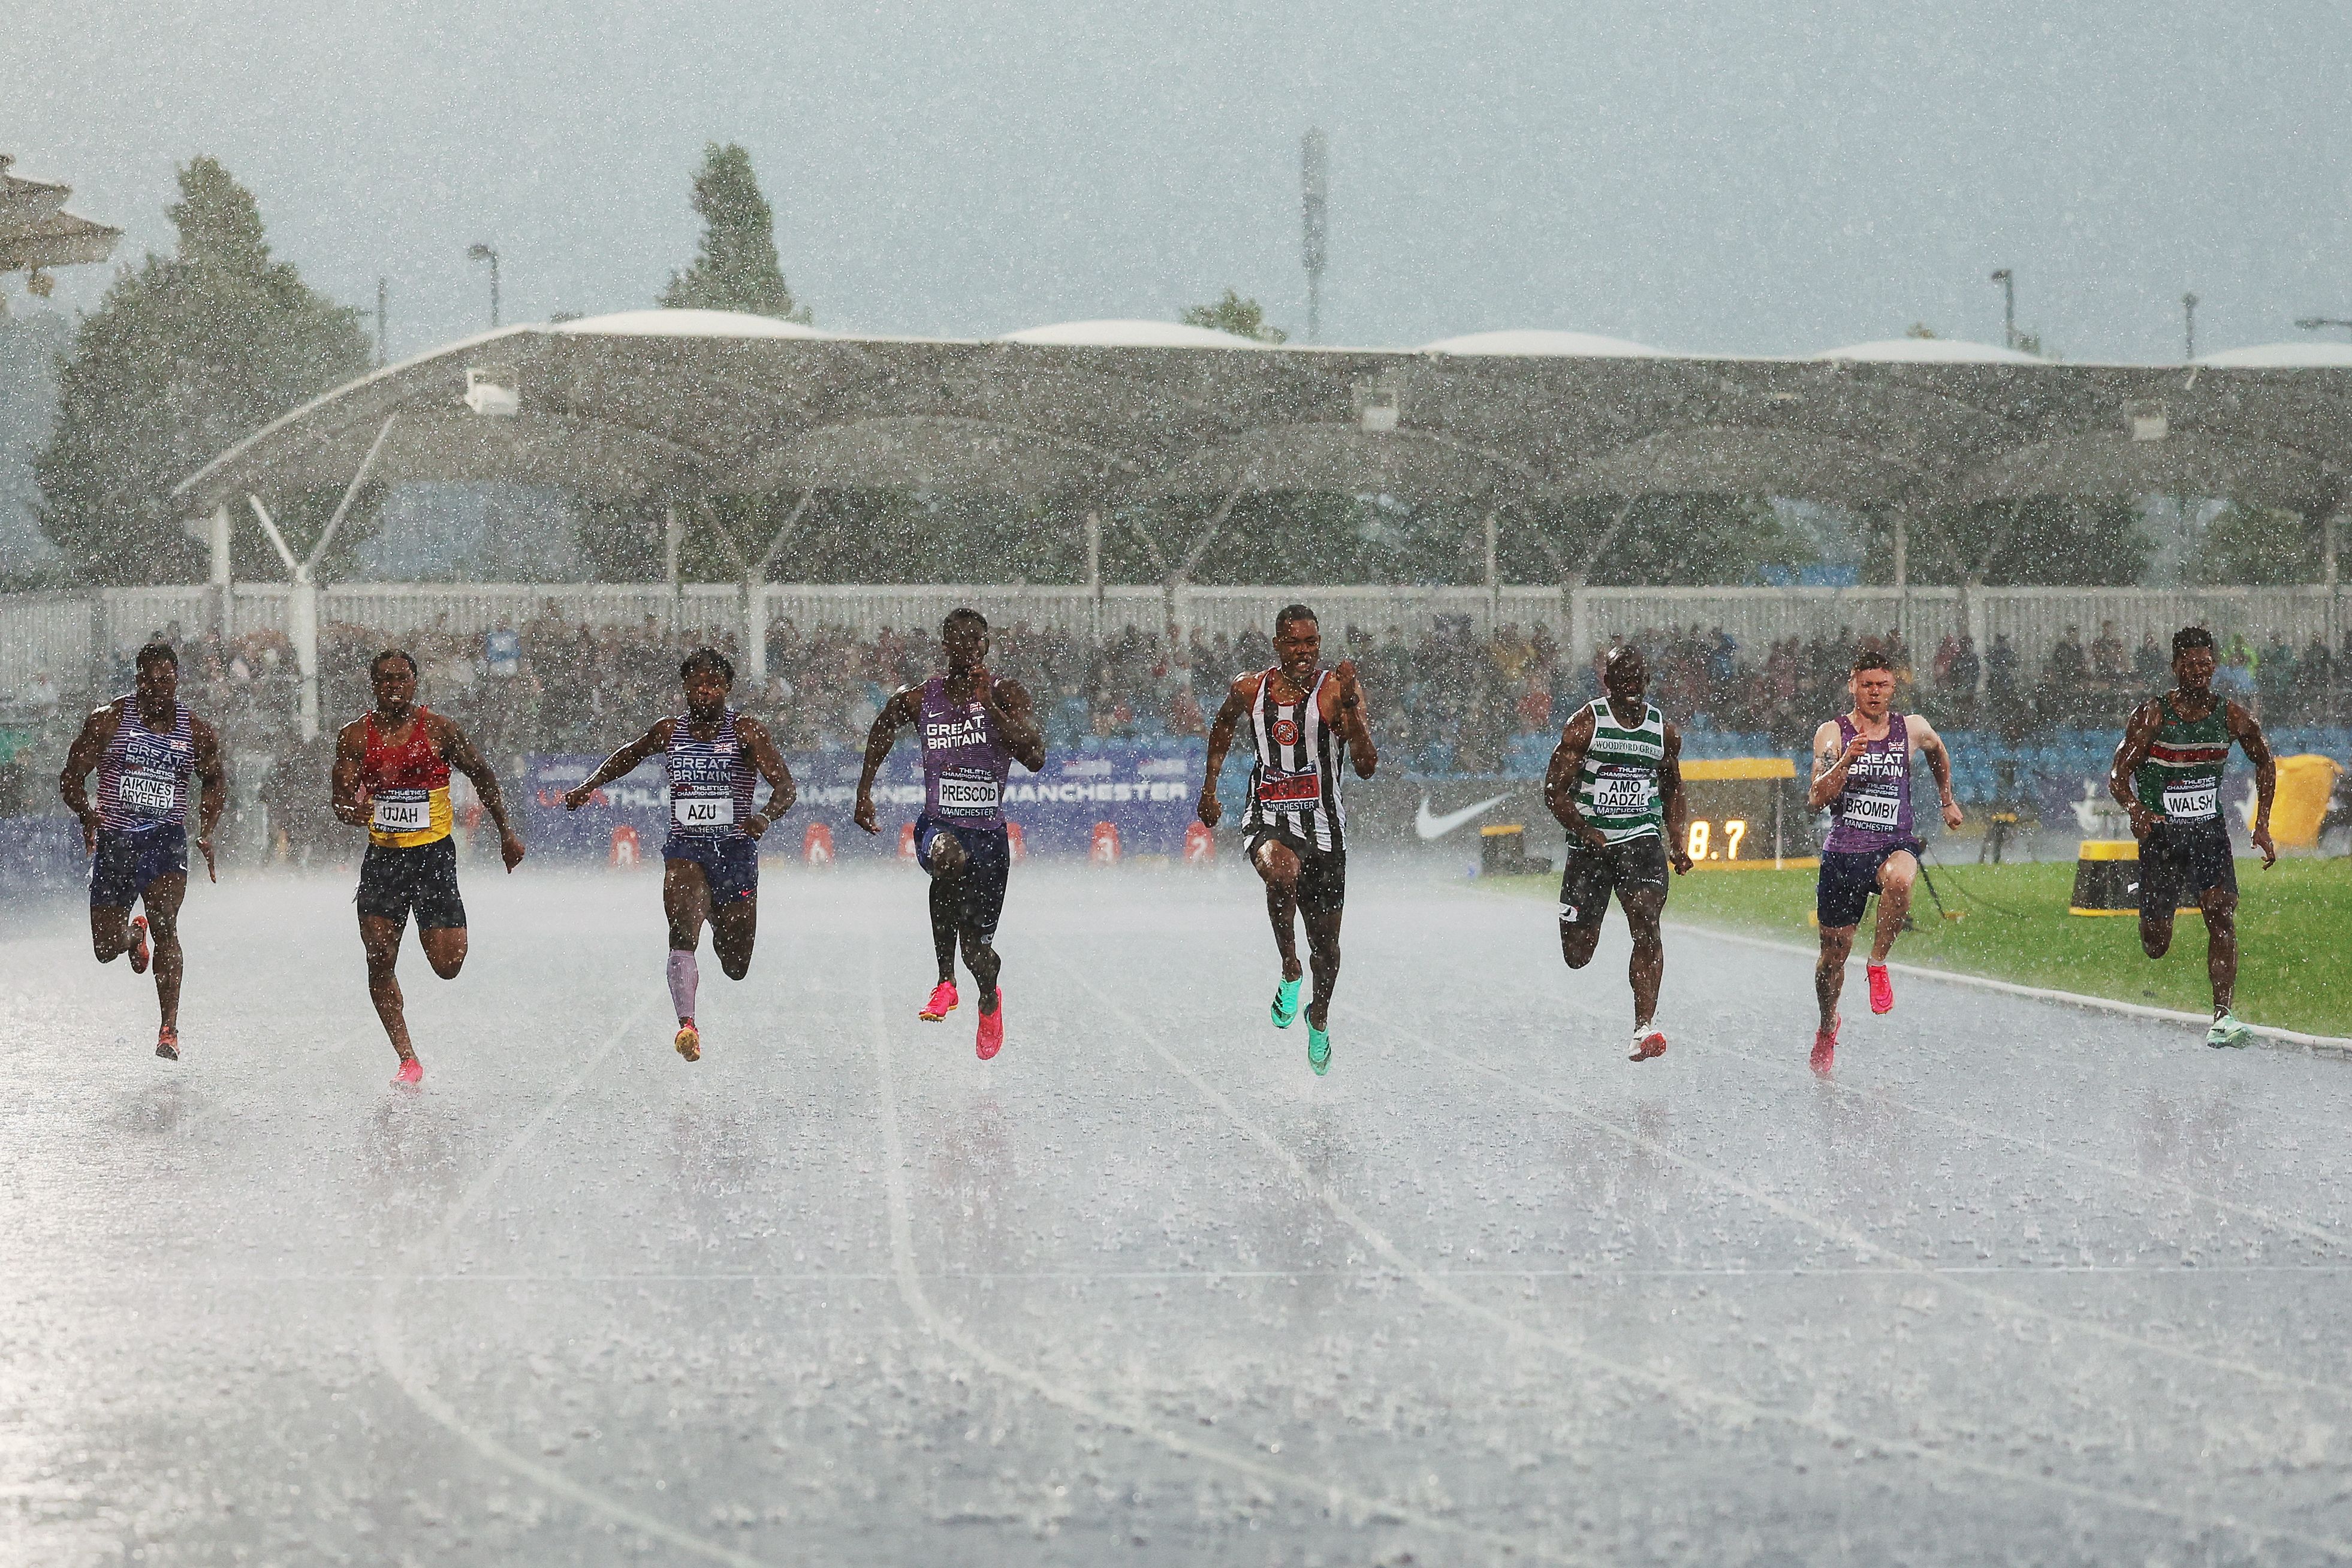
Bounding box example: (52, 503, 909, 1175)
(1678, 758, 1814, 868)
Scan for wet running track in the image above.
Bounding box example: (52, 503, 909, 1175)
(4, 863, 2350, 1564)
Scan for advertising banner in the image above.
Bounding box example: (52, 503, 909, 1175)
(522, 744, 1204, 861)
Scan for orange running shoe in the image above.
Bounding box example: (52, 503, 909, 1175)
(392, 1056, 423, 1087)
(1866, 963, 1894, 1015)
(674, 1019, 701, 1062)
(155, 1024, 179, 1062)
(920, 981, 958, 1021)
(975, 990, 1004, 1060)
(1629, 1025, 1667, 1062)
(128, 915, 150, 975)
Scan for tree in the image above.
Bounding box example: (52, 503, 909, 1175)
(2187, 502, 2321, 586)
(35, 157, 372, 584)
(1180, 289, 1286, 343)
(659, 143, 810, 322)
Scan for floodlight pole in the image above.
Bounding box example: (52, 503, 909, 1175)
(1301, 129, 1328, 344)
(2181, 292, 2198, 361)
(1990, 269, 2016, 351)
(376, 278, 388, 366)
(468, 243, 500, 330)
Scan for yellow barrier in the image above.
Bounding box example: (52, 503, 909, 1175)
(2272, 753, 2344, 849)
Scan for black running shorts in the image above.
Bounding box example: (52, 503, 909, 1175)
(2137, 819, 2236, 913)
(356, 837, 467, 931)
(1246, 829, 1347, 916)
(1557, 834, 1669, 930)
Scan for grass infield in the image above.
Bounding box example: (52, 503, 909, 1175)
(1491, 855, 2352, 1039)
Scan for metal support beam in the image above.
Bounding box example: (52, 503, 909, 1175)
(1483, 510, 1500, 631)
(741, 491, 815, 688)
(1084, 508, 1103, 645)
(207, 502, 231, 638)
(290, 578, 320, 740)
(245, 494, 299, 578)
(303, 413, 397, 577)
(664, 506, 682, 635)
(1168, 481, 1252, 634)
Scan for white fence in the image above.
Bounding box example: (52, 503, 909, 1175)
(4, 580, 2345, 706)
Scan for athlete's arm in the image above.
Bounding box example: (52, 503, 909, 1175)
(1543, 705, 1606, 849)
(982, 676, 1047, 773)
(434, 714, 526, 872)
(853, 686, 921, 835)
(2108, 700, 2163, 841)
(1660, 721, 1693, 874)
(330, 720, 371, 829)
(2226, 699, 2279, 867)
(564, 720, 670, 810)
(1196, 673, 1259, 828)
(734, 715, 797, 839)
(1908, 714, 1965, 831)
(1324, 659, 1377, 778)
(1807, 721, 1865, 812)
(191, 714, 225, 882)
(56, 702, 120, 853)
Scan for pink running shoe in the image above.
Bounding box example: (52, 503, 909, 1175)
(921, 981, 958, 1022)
(392, 1056, 423, 1087)
(1811, 1015, 1840, 1075)
(128, 915, 151, 975)
(975, 990, 1004, 1060)
(1866, 963, 1894, 1015)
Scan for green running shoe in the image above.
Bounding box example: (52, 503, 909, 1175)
(1271, 975, 1301, 1029)
(2205, 1011, 2255, 1049)
(1307, 1020, 1331, 1075)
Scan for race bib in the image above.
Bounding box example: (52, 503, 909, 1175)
(1258, 769, 1322, 806)
(116, 770, 177, 819)
(1841, 791, 1903, 830)
(2163, 782, 2218, 822)
(1590, 770, 1653, 813)
(937, 774, 1002, 813)
(372, 791, 430, 833)
(674, 795, 734, 830)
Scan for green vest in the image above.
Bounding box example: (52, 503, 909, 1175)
(2132, 694, 2232, 824)
(1574, 698, 1666, 845)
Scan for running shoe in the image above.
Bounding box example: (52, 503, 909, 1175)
(1810, 1014, 1840, 1075)
(976, 990, 1004, 1060)
(1307, 1020, 1331, 1075)
(128, 915, 150, 975)
(1629, 1025, 1667, 1062)
(1270, 974, 1301, 1029)
(1866, 963, 1894, 1015)
(2205, 1011, 2255, 1050)
(920, 981, 958, 1021)
(674, 1019, 701, 1062)
(155, 1024, 179, 1062)
(392, 1056, 423, 1087)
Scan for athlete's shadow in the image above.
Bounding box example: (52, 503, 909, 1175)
(2136, 1085, 2242, 1181)
(1242, 1111, 1358, 1312)
(116, 1079, 194, 1142)
(363, 1096, 471, 1211)
(923, 1096, 1016, 1277)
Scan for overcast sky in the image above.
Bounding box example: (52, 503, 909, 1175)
(7, 1, 2351, 363)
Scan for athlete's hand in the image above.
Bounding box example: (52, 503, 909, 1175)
(853, 792, 879, 835)
(1197, 790, 1222, 828)
(562, 785, 591, 812)
(744, 812, 770, 841)
(499, 828, 526, 872)
(2126, 803, 2157, 842)
(1333, 659, 1364, 713)
(1579, 824, 1608, 851)
(1838, 735, 1870, 769)
(79, 810, 98, 854)
(197, 834, 217, 883)
(1669, 843, 1693, 875)
(969, 665, 997, 711)
(2253, 823, 2278, 868)
(1940, 798, 1964, 831)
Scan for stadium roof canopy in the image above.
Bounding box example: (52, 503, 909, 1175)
(0, 154, 120, 282)
(175, 309, 2352, 530)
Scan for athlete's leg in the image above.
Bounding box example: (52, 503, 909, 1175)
(1302, 904, 1343, 1031)
(1250, 839, 1305, 984)
(1621, 885, 1667, 1027)
(664, 860, 711, 1018)
(418, 927, 468, 981)
(140, 872, 189, 1030)
(2199, 888, 2239, 1016)
(962, 920, 1002, 1012)
(927, 879, 958, 983)
(361, 912, 417, 1062)
(1868, 851, 1918, 963)
(89, 904, 133, 961)
(710, 897, 757, 982)
(1559, 919, 1602, 969)
(2140, 904, 2176, 959)
(1815, 925, 1856, 1029)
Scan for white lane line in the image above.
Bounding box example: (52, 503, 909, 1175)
(861, 952, 1572, 1565)
(1062, 959, 2352, 1560)
(369, 990, 785, 1568)
(1664, 918, 2352, 1054)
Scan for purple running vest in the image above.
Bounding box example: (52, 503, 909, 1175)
(1821, 711, 1916, 854)
(96, 698, 193, 831)
(919, 676, 1012, 825)
(664, 707, 756, 839)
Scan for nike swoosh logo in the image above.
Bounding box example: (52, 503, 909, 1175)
(1415, 792, 1515, 840)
